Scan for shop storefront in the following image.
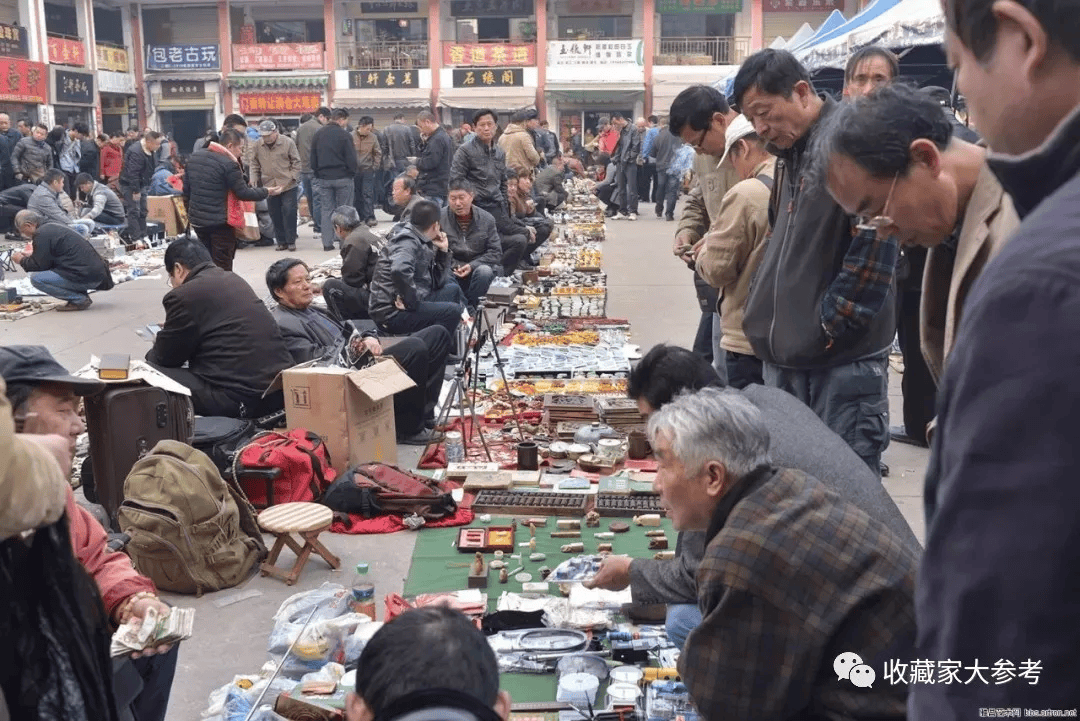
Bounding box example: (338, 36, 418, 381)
(51, 66, 94, 127)
(449, 0, 536, 43)
(0, 22, 42, 122)
(97, 68, 137, 135)
(544, 39, 644, 142)
(229, 73, 330, 132)
(333, 68, 432, 127)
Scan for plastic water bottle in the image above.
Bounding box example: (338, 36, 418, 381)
(350, 564, 375, 621)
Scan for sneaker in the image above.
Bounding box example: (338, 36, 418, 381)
(56, 298, 92, 312)
(612, 213, 627, 220)
(398, 428, 445, 446)
(627, 213, 637, 221)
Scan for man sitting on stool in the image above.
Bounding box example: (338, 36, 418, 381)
(441, 179, 502, 309)
(321, 205, 384, 322)
(11, 209, 112, 311)
(267, 257, 449, 446)
(75, 172, 126, 227)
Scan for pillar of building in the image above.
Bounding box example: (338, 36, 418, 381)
(428, 0, 441, 117)
(642, 0, 655, 117)
(130, 3, 147, 128)
(535, 0, 546, 119)
(323, 0, 336, 97)
(218, 0, 232, 116)
(81, 0, 100, 133)
(751, 0, 763, 51)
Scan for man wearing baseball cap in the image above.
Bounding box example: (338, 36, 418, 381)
(688, 115, 773, 389)
(251, 118, 301, 251)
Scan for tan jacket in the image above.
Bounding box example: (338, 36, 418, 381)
(251, 135, 301, 191)
(498, 123, 541, 173)
(921, 162, 1018, 383)
(697, 158, 776, 356)
(0, 378, 70, 541)
(352, 129, 382, 172)
(676, 152, 742, 244)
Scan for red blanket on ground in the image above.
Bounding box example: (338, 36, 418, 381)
(329, 505, 474, 534)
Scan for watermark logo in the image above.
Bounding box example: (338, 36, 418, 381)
(834, 652, 876, 688)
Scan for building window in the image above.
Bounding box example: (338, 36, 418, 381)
(661, 13, 735, 38)
(254, 20, 324, 43)
(356, 18, 428, 43)
(44, 1, 78, 37)
(455, 17, 535, 42)
(93, 6, 124, 47)
(557, 15, 632, 40)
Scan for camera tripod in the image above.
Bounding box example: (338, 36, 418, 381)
(433, 298, 525, 461)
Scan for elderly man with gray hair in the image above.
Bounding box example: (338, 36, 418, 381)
(652, 387, 917, 720)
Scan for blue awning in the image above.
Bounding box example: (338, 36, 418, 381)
(793, 0, 903, 52)
(790, 10, 848, 51)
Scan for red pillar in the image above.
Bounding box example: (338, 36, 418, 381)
(130, 5, 147, 128)
(535, 0, 546, 119)
(218, 0, 232, 117)
(429, 0, 441, 116)
(751, 0, 763, 51)
(642, 0, 655, 117)
(324, 0, 336, 101)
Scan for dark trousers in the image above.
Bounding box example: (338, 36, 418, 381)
(323, 278, 370, 322)
(300, 171, 320, 233)
(637, 162, 655, 203)
(384, 325, 452, 436)
(94, 210, 126, 226)
(381, 283, 465, 339)
(897, 274, 935, 443)
(477, 199, 528, 274)
(455, 263, 496, 308)
(122, 187, 147, 240)
(616, 162, 639, 214)
(692, 278, 718, 364)
(725, 351, 764, 390)
(144, 362, 283, 418)
(194, 223, 238, 272)
(267, 191, 298, 248)
(654, 172, 679, 219)
(354, 170, 377, 222)
(113, 644, 180, 721)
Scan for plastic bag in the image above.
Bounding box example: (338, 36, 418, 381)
(267, 584, 350, 654)
(343, 621, 384, 666)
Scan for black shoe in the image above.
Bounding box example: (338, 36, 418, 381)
(890, 425, 928, 448)
(880, 461, 890, 477)
(398, 428, 445, 446)
(287, 244, 296, 251)
(275, 245, 288, 251)
(665, 215, 675, 221)
(56, 298, 92, 312)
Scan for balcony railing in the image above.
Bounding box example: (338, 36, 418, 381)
(655, 36, 752, 66)
(337, 41, 429, 70)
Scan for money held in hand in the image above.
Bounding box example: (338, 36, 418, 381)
(110, 606, 194, 657)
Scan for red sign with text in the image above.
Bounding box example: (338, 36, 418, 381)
(47, 36, 86, 66)
(442, 42, 535, 67)
(0, 58, 47, 104)
(232, 43, 325, 71)
(238, 92, 322, 115)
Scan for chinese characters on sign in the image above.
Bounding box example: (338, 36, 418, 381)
(360, 1, 419, 11)
(146, 44, 220, 71)
(54, 69, 94, 105)
(238, 92, 322, 115)
(442, 43, 535, 67)
(452, 68, 524, 88)
(568, 0, 623, 11)
(0, 23, 27, 58)
(47, 36, 86, 66)
(0, 58, 46, 104)
(764, 0, 842, 11)
(450, 0, 530, 16)
(348, 70, 418, 89)
(548, 40, 643, 67)
(161, 81, 205, 99)
(656, 0, 743, 12)
(232, 43, 325, 71)
(95, 45, 129, 72)
(880, 658, 1042, 687)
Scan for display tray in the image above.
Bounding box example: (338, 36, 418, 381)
(456, 525, 516, 553)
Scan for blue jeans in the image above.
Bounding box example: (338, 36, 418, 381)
(655, 172, 679, 219)
(30, 270, 93, 303)
(665, 603, 702, 649)
(456, 263, 495, 308)
(315, 177, 354, 250)
(354, 169, 377, 222)
(300, 171, 320, 233)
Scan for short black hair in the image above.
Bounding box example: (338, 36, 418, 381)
(224, 114, 246, 128)
(813, 83, 953, 181)
(355, 607, 499, 716)
(628, 344, 722, 409)
(945, 0, 1080, 62)
(410, 199, 441, 231)
(164, 238, 212, 275)
(358, 115, 374, 126)
(668, 85, 730, 136)
(331, 108, 349, 121)
(145, 130, 164, 141)
(472, 108, 497, 126)
(42, 168, 65, 185)
(648, 114, 658, 124)
(265, 257, 307, 300)
(219, 128, 245, 147)
(511, 109, 531, 123)
(394, 113, 405, 120)
(732, 49, 813, 111)
(72, 121, 89, 136)
(448, 178, 474, 195)
(844, 46, 899, 83)
(316, 106, 331, 119)
(75, 172, 94, 187)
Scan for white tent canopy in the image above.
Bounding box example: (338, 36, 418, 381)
(798, 0, 945, 71)
(784, 23, 816, 50)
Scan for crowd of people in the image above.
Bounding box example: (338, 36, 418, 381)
(4, 0, 1080, 716)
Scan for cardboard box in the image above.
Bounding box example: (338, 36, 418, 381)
(146, 196, 184, 237)
(270, 358, 416, 474)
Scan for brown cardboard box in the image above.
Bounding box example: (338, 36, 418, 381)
(271, 358, 416, 474)
(146, 196, 183, 236)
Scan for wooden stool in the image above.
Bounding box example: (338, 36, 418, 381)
(258, 502, 341, 585)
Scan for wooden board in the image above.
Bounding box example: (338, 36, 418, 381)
(472, 490, 589, 517)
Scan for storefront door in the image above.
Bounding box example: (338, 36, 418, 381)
(162, 110, 211, 157)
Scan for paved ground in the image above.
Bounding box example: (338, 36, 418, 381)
(3, 202, 928, 718)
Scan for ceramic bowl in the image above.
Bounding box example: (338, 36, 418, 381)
(567, 443, 590, 460)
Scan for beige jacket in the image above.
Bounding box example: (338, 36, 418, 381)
(498, 123, 541, 173)
(676, 152, 742, 244)
(697, 158, 776, 356)
(251, 135, 301, 191)
(0, 378, 70, 541)
(921, 162, 1018, 383)
(353, 129, 382, 172)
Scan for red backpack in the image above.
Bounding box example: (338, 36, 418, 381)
(321, 463, 458, 521)
(235, 430, 335, 507)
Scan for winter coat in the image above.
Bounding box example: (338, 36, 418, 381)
(450, 136, 510, 209)
(384, 121, 416, 162)
(368, 220, 451, 325)
(27, 184, 76, 226)
(498, 123, 541, 172)
(294, 117, 322, 173)
(18, 222, 109, 288)
(79, 181, 125, 221)
(352, 129, 382, 172)
(11, 137, 52, 181)
(415, 126, 452, 198)
(440, 204, 501, 270)
(251, 135, 301, 191)
(340, 225, 384, 288)
(310, 123, 358, 180)
(119, 140, 154, 193)
(99, 143, 122, 181)
(183, 144, 268, 228)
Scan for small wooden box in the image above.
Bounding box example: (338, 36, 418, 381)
(457, 526, 516, 553)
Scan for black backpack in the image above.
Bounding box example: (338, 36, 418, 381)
(192, 417, 257, 479)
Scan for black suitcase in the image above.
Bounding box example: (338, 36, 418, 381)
(192, 416, 256, 480)
(84, 385, 194, 524)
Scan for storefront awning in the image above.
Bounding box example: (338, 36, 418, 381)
(438, 87, 536, 111)
(545, 82, 644, 103)
(153, 95, 216, 110)
(333, 88, 431, 110)
(145, 72, 221, 83)
(228, 73, 330, 90)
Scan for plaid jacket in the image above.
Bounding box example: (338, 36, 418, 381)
(680, 466, 917, 721)
(820, 226, 900, 348)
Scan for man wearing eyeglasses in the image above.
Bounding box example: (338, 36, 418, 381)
(732, 49, 899, 476)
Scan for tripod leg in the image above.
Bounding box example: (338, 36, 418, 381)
(466, 331, 493, 461)
(487, 328, 526, 443)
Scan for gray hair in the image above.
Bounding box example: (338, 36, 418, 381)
(331, 205, 361, 231)
(646, 387, 771, 480)
(416, 110, 436, 124)
(14, 209, 43, 229)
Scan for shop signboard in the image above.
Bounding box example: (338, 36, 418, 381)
(97, 69, 137, 95)
(546, 39, 644, 83)
(764, 0, 842, 10)
(450, 0, 530, 15)
(238, 92, 322, 115)
(0, 57, 46, 104)
(348, 69, 418, 88)
(451, 67, 523, 88)
(96, 45, 129, 72)
(232, 43, 325, 71)
(48, 36, 86, 66)
(146, 44, 220, 71)
(161, 81, 205, 99)
(0, 23, 28, 58)
(442, 42, 535, 67)
(657, 0, 742, 11)
(54, 68, 94, 105)
(360, 1, 419, 11)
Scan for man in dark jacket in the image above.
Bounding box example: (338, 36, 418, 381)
(733, 50, 898, 474)
(588, 344, 920, 647)
(612, 114, 640, 220)
(912, 2, 1080, 715)
(267, 257, 450, 446)
(534, 157, 567, 212)
(321, 205, 383, 321)
(384, 113, 416, 175)
(11, 209, 112, 311)
(368, 200, 465, 339)
(415, 111, 452, 206)
(11, 124, 52, 183)
(118, 130, 163, 243)
(450, 108, 534, 271)
(77, 126, 99, 182)
(0, 181, 34, 233)
(295, 106, 330, 237)
(441, 179, 502, 308)
(649, 121, 683, 220)
(0, 113, 23, 190)
(311, 109, 358, 251)
(145, 238, 291, 418)
(183, 128, 276, 271)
